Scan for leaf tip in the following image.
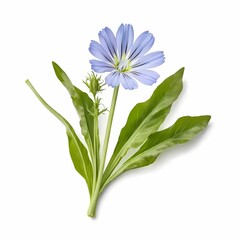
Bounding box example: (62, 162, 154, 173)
(178, 67, 185, 77)
(198, 115, 211, 128)
(204, 115, 211, 124)
(52, 61, 58, 69)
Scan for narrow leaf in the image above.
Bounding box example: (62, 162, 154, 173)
(103, 115, 211, 189)
(52, 62, 95, 159)
(102, 68, 184, 185)
(26, 80, 93, 193)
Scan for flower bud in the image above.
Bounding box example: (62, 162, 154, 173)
(83, 72, 105, 97)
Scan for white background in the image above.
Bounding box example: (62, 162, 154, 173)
(1, 0, 240, 239)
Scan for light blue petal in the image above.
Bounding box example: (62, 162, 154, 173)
(130, 70, 160, 85)
(105, 71, 120, 87)
(132, 51, 165, 70)
(130, 31, 149, 51)
(129, 32, 154, 61)
(89, 40, 113, 63)
(119, 73, 138, 90)
(116, 24, 124, 58)
(90, 60, 114, 73)
(98, 27, 117, 58)
(116, 24, 134, 59)
(126, 24, 134, 54)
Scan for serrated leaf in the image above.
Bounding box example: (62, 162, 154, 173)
(52, 62, 95, 159)
(103, 115, 210, 189)
(102, 68, 184, 186)
(26, 80, 93, 194)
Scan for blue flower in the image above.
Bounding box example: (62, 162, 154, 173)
(89, 24, 165, 90)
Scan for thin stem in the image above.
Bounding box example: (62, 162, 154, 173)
(94, 97, 100, 173)
(87, 86, 119, 217)
(91, 97, 100, 194)
(101, 86, 119, 173)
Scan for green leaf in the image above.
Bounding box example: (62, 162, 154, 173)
(52, 62, 95, 159)
(102, 115, 211, 189)
(102, 68, 184, 185)
(25, 80, 93, 194)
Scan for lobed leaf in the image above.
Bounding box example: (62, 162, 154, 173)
(102, 68, 184, 186)
(52, 62, 95, 159)
(26, 80, 93, 194)
(102, 115, 211, 189)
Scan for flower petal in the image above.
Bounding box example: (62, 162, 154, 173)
(98, 27, 117, 59)
(116, 24, 134, 59)
(105, 71, 120, 87)
(125, 25, 134, 54)
(116, 24, 124, 58)
(132, 51, 165, 70)
(130, 70, 160, 85)
(119, 73, 138, 90)
(90, 60, 114, 73)
(89, 40, 113, 63)
(129, 32, 155, 61)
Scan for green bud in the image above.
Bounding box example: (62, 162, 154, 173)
(83, 72, 105, 97)
(83, 72, 107, 115)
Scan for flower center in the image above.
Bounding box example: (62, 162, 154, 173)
(114, 55, 132, 73)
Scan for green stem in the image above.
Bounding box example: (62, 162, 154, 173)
(94, 98, 100, 173)
(91, 97, 100, 194)
(87, 86, 119, 217)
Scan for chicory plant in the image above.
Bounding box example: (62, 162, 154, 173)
(26, 24, 211, 217)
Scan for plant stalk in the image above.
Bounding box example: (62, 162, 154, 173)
(87, 86, 119, 217)
(91, 98, 100, 195)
